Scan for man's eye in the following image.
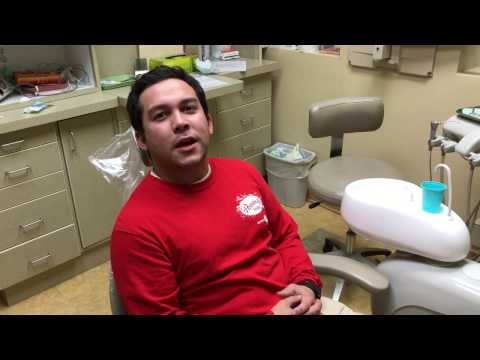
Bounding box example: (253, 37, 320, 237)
(154, 112, 167, 120)
(184, 104, 197, 113)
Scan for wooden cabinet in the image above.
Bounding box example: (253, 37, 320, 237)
(210, 75, 272, 174)
(0, 225, 80, 289)
(58, 110, 122, 248)
(0, 124, 81, 289)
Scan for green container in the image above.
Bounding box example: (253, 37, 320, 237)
(149, 55, 195, 73)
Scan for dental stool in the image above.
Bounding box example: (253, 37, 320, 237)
(305, 97, 402, 300)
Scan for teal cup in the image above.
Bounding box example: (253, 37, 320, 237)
(421, 180, 447, 213)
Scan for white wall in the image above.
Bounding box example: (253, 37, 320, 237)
(264, 45, 480, 219)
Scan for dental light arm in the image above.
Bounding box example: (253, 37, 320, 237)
(308, 253, 390, 294)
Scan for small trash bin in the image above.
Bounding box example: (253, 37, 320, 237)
(264, 143, 316, 208)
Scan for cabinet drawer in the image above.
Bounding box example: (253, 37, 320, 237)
(0, 171, 66, 211)
(0, 190, 75, 252)
(246, 153, 265, 175)
(0, 124, 57, 155)
(217, 125, 271, 160)
(214, 99, 271, 142)
(216, 77, 271, 111)
(0, 224, 81, 289)
(0, 142, 63, 189)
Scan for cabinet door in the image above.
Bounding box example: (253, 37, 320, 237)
(59, 110, 122, 248)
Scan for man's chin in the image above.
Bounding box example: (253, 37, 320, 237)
(173, 152, 207, 167)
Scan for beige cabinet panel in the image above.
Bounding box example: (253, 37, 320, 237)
(216, 77, 271, 111)
(59, 110, 123, 248)
(0, 123, 57, 156)
(0, 143, 63, 190)
(245, 153, 265, 175)
(207, 99, 217, 116)
(115, 107, 130, 123)
(214, 99, 271, 142)
(118, 120, 131, 133)
(0, 190, 75, 252)
(217, 125, 271, 159)
(0, 171, 66, 211)
(0, 224, 81, 289)
(114, 107, 132, 134)
(207, 140, 221, 158)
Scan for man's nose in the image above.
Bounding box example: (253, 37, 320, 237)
(171, 111, 189, 133)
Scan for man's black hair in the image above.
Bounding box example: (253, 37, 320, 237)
(126, 65, 209, 133)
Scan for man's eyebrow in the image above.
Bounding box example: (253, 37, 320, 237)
(146, 98, 199, 114)
(146, 104, 168, 116)
(180, 97, 200, 105)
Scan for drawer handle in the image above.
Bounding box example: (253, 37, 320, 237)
(69, 131, 77, 153)
(19, 218, 44, 232)
(241, 144, 256, 155)
(240, 116, 254, 129)
(1, 139, 25, 153)
(5, 165, 31, 179)
(240, 88, 253, 97)
(29, 253, 51, 267)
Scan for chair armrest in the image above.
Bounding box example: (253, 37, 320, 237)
(308, 253, 389, 294)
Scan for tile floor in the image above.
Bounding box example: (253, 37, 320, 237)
(0, 201, 381, 315)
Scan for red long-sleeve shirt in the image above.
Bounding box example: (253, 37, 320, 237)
(110, 158, 322, 314)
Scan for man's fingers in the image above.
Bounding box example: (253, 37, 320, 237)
(292, 296, 315, 315)
(284, 295, 302, 307)
(277, 284, 297, 297)
(305, 299, 322, 315)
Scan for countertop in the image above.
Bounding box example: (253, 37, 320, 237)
(0, 59, 279, 135)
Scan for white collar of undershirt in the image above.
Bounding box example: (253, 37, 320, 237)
(150, 164, 212, 184)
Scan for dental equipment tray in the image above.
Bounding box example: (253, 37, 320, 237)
(456, 106, 480, 123)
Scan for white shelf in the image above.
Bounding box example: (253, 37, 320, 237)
(0, 45, 98, 112)
(0, 85, 96, 106)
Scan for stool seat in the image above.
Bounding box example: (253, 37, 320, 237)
(308, 155, 402, 206)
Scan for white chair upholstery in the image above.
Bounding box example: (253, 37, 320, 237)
(109, 266, 127, 315)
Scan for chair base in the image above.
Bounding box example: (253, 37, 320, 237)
(303, 229, 391, 301)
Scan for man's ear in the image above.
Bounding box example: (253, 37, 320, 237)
(134, 130, 153, 167)
(207, 113, 214, 135)
(135, 131, 148, 151)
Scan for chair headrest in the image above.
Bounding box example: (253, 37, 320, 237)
(309, 97, 384, 138)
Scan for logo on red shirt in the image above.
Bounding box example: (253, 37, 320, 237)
(236, 194, 263, 216)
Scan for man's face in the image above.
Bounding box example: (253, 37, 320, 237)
(136, 79, 213, 172)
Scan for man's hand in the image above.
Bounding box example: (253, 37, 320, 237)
(304, 298, 322, 315)
(271, 295, 303, 315)
(277, 283, 322, 315)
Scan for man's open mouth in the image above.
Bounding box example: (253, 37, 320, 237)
(175, 136, 197, 149)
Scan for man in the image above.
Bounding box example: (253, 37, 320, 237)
(110, 66, 323, 315)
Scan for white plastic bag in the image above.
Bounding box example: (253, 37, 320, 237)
(88, 127, 149, 204)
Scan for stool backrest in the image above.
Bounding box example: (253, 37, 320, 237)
(309, 97, 384, 139)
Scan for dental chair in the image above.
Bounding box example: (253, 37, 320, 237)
(313, 177, 480, 314)
(305, 97, 403, 300)
(109, 266, 127, 315)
